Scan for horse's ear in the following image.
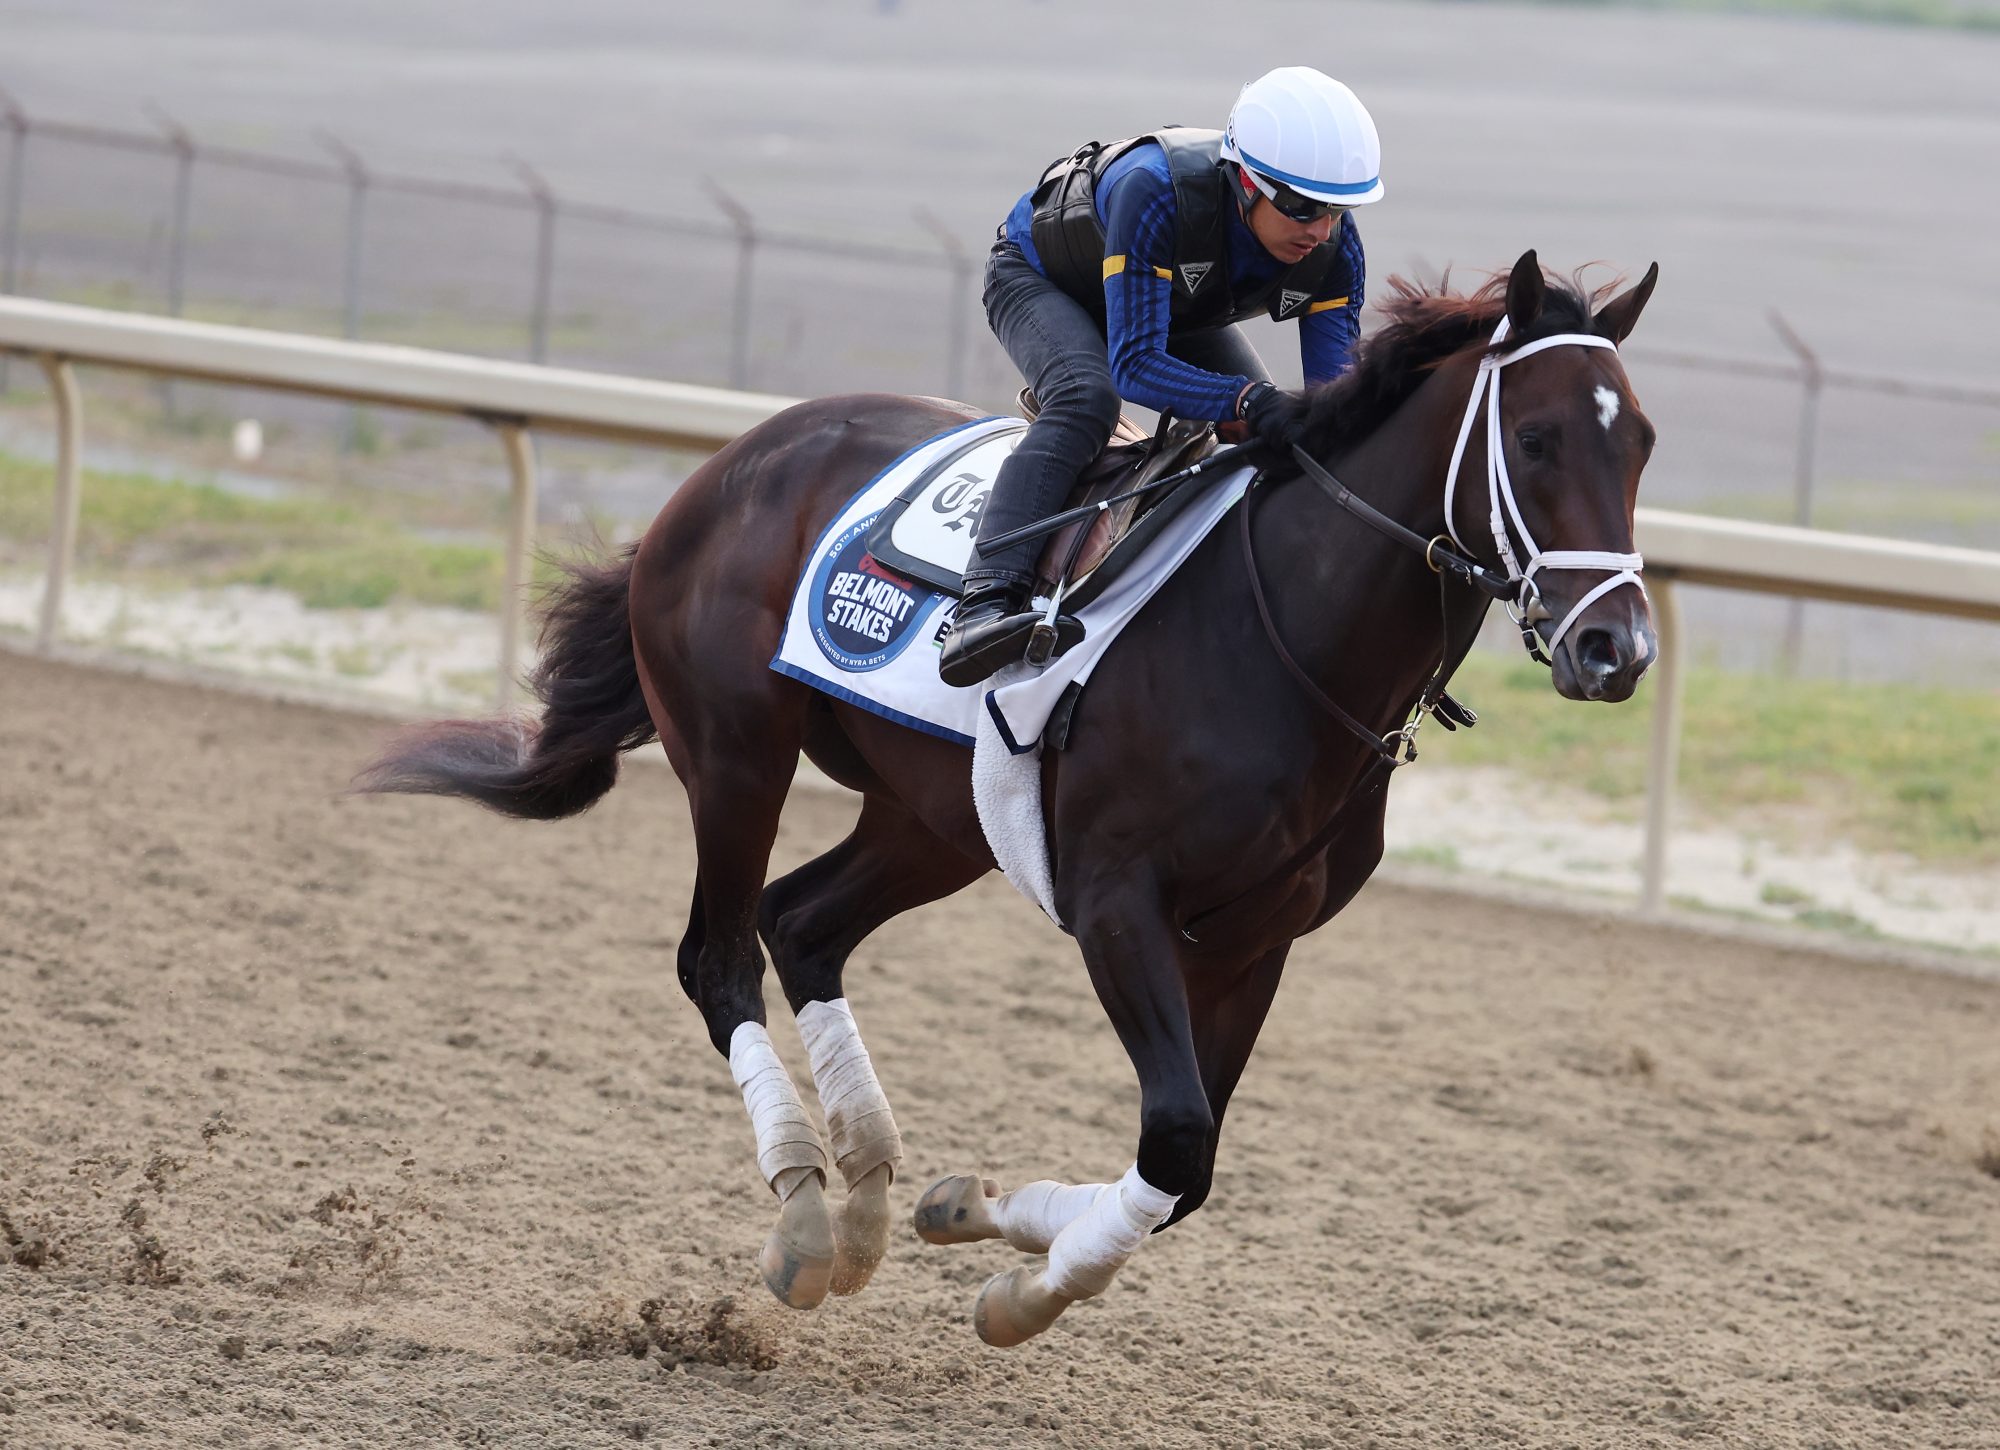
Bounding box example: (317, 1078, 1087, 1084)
(1594, 262, 1659, 345)
(1505, 249, 1545, 333)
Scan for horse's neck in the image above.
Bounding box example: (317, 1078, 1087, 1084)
(1255, 361, 1471, 727)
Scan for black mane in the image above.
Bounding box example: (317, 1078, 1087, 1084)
(1296, 268, 1611, 457)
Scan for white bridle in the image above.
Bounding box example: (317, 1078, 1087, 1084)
(1442, 318, 1647, 659)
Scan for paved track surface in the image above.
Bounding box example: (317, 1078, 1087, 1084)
(9, 0, 1998, 371)
(3, 652, 1998, 1447)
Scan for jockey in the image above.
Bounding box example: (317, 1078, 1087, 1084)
(938, 66, 1384, 687)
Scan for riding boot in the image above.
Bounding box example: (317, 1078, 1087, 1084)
(938, 576, 1082, 688)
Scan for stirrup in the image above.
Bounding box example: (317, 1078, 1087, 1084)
(939, 606, 1083, 688)
(1024, 617, 1063, 668)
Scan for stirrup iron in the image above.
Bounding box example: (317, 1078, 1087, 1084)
(1024, 586, 1077, 669)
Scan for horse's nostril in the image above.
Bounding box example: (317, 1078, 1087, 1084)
(1577, 627, 1622, 676)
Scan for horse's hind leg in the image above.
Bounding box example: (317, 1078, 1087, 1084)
(761, 793, 986, 1295)
(646, 663, 839, 1311)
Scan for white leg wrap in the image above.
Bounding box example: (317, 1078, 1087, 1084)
(728, 1021, 828, 1200)
(1043, 1164, 1178, 1302)
(795, 998, 902, 1188)
(990, 1179, 1112, 1254)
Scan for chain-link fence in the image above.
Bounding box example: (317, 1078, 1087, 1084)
(0, 93, 995, 405)
(10, 93, 1997, 422)
(9, 92, 1999, 424)
(6, 92, 2000, 685)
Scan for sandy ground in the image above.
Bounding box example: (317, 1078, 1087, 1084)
(3, 650, 1999, 1449)
(0, 577, 508, 713)
(9, 573, 2000, 959)
(1383, 767, 2000, 961)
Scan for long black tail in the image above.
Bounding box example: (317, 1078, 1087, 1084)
(353, 545, 657, 820)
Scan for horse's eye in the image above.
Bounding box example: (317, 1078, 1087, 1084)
(1515, 428, 1547, 462)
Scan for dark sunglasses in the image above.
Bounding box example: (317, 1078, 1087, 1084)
(1263, 179, 1349, 225)
(1235, 162, 1349, 225)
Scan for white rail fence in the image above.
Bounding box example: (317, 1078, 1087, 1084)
(5, 296, 1998, 915)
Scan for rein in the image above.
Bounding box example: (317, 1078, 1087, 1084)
(1178, 474, 1485, 943)
(1179, 323, 1639, 944)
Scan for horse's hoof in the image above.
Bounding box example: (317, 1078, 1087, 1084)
(973, 1261, 1072, 1347)
(760, 1175, 835, 1311)
(829, 1162, 893, 1296)
(913, 1174, 1003, 1246)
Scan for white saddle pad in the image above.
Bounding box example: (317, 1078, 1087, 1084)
(863, 418, 1029, 593)
(769, 415, 1254, 752)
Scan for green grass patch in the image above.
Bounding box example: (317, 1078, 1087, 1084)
(1390, 843, 1462, 871)
(1758, 880, 1817, 907)
(1693, 483, 2000, 537)
(1792, 906, 1883, 936)
(229, 538, 501, 610)
(38, 283, 628, 370)
(1428, 651, 2000, 864)
(11, 449, 1999, 868)
(0, 450, 506, 612)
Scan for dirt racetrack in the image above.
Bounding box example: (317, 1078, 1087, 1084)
(3, 650, 1997, 1449)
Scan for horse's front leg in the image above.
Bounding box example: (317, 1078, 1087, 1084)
(919, 885, 1213, 1346)
(1160, 808, 1377, 1225)
(915, 940, 1293, 1250)
(914, 1174, 1118, 1253)
(1172, 942, 1293, 1226)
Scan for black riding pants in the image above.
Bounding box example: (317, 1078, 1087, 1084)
(966, 240, 1270, 588)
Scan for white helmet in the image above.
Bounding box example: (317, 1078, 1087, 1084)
(1222, 67, 1384, 209)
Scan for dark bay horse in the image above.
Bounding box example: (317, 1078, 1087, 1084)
(358, 251, 1660, 1346)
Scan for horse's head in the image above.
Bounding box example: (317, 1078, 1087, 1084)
(1448, 251, 1660, 703)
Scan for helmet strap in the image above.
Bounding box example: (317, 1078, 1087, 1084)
(1227, 161, 1260, 219)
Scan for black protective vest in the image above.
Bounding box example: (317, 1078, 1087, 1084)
(1027, 127, 1341, 332)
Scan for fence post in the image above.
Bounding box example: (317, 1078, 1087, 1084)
(145, 104, 197, 319)
(1768, 310, 1822, 675)
(492, 419, 538, 709)
(143, 104, 196, 417)
(0, 94, 24, 296)
(915, 207, 972, 400)
(506, 156, 558, 365)
(315, 131, 370, 342)
(35, 354, 83, 653)
(316, 132, 372, 451)
(0, 91, 28, 395)
(703, 179, 757, 389)
(1639, 578, 1684, 914)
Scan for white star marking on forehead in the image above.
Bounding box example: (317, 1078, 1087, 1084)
(1593, 385, 1621, 431)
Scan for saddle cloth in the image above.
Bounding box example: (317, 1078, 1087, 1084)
(862, 392, 1216, 608)
(770, 415, 1254, 752)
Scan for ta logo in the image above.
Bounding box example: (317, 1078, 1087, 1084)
(808, 510, 945, 673)
(930, 472, 989, 535)
(1279, 288, 1311, 317)
(1179, 261, 1212, 293)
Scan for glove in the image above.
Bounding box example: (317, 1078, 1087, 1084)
(1238, 381, 1309, 452)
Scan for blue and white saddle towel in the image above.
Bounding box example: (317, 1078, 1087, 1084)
(771, 415, 1253, 923)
